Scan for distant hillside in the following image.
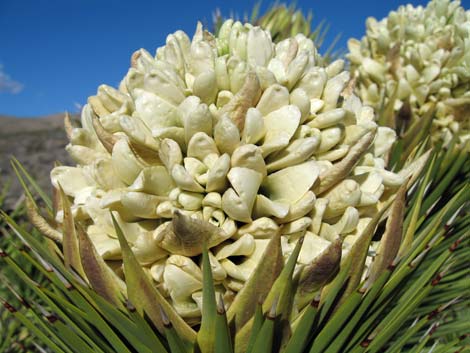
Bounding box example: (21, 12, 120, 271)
(0, 114, 74, 209)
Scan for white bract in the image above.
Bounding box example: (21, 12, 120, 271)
(348, 0, 470, 144)
(52, 20, 407, 320)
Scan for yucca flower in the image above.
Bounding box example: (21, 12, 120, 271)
(348, 0, 470, 145)
(44, 20, 410, 322)
(213, 3, 342, 62)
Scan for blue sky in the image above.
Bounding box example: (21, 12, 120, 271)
(0, 0, 439, 117)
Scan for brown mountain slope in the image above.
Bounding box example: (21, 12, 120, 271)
(0, 114, 73, 209)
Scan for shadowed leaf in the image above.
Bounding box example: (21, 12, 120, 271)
(367, 181, 407, 284)
(331, 198, 392, 306)
(57, 184, 85, 277)
(296, 238, 342, 308)
(76, 224, 124, 308)
(197, 247, 217, 353)
(111, 213, 196, 349)
(227, 228, 283, 330)
(214, 295, 233, 353)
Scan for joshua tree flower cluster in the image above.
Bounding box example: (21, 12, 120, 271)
(52, 20, 408, 319)
(348, 0, 470, 144)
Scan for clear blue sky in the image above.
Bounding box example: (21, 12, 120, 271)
(0, 0, 441, 117)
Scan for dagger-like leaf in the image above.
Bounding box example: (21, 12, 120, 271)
(399, 153, 435, 256)
(214, 295, 233, 353)
(365, 241, 460, 353)
(197, 247, 217, 353)
(323, 271, 391, 353)
(10, 157, 53, 213)
(367, 181, 407, 284)
(262, 235, 303, 315)
(227, 228, 283, 330)
(283, 297, 319, 353)
(57, 184, 85, 278)
(251, 302, 277, 353)
(245, 302, 264, 353)
(336, 198, 392, 302)
(262, 236, 304, 350)
(318, 254, 352, 322)
(76, 224, 124, 309)
(401, 103, 435, 157)
(296, 238, 342, 309)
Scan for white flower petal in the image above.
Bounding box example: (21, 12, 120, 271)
(247, 27, 273, 67)
(221, 238, 270, 281)
(66, 144, 108, 166)
(226, 167, 263, 218)
(323, 180, 362, 219)
(131, 230, 168, 265)
(266, 137, 320, 172)
(286, 50, 308, 89)
(208, 252, 227, 281)
(150, 259, 166, 283)
(296, 69, 327, 99)
(87, 225, 122, 260)
(143, 70, 186, 105)
(263, 160, 319, 204)
(189, 40, 215, 76)
(193, 70, 218, 104)
(129, 166, 175, 196)
(111, 139, 144, 185)
(222, 188, 251, 222)
(214, 115, 240, 155)
(331, 206, 360, 234)
(282, 217, 312, 235)
(256, 84, 290, 116)
(215, 56, 230, 90)
(187, 132, 219, 161)
(164, 255, 202, 302)
(215, 233, 255, 259)
(310, 198, 329, 234)
(202, 192, 222, 208)
(178, 191, 204, 211)
(134, 89, 179, 131)
(120, 115, 160, 150)
(261, 105, 301, 156)
(231, 144, 267, 177)
(374, 127, 397, 157)
(88, 158, 126, 190)
(158, 138, 183, 172)
(172, 164, 205, 192)
(298, 231, 331, 265)
(183, 103, 213, 145)
(276, 191, 316, 223)
(237, 217, 279, 239)
(317, 126, 344, 153)
(290, 88, 310, 123)
(206, 153, 231, 192)
(308, 108, 348, 129)
(321, 71, 350, 111)
(242, 108, 266, 144)
(121, 191, 163, 219)
(51, 166, 94, 198)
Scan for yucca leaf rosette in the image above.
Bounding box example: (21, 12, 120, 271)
(50, 20, 408, 321)
(348, 0, 470, 145)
